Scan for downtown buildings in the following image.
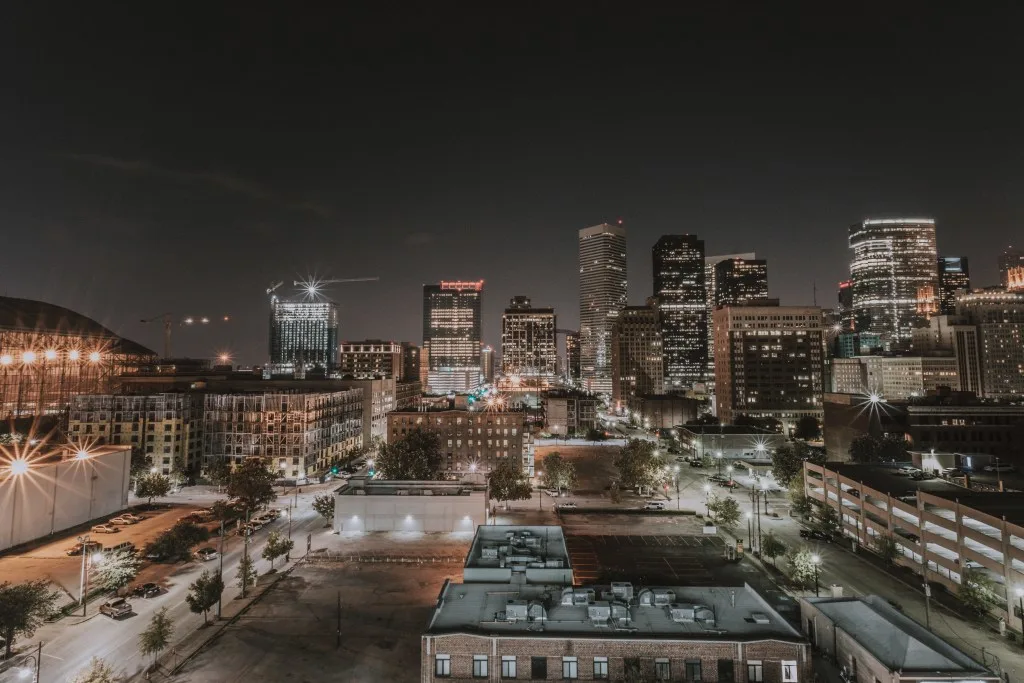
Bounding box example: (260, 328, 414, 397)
(706, 253, 757, 377)
(269, 295, 339, 374)
(337, 340, 420, 380)
(501, 296, 557, 379)
(937, 257, 970, 315)
(579, 223, 627, 395)
(999, 246, 1024, 290)
(955, 289, 1024, 398)
(611, 305, 663, 404)
(652, 235, 706, 390)
(423, 281, 484, 394)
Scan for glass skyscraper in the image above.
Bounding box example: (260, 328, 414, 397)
(501, 296, 557, 378)
(714, 257, 768, 308)
(937, 256, 970, 315)
(579, 223, 627, 395)
(269, 297, 339, 373)
(653, 235, 706, 389)
(423, 281, 483, 393)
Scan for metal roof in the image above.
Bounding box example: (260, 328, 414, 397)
(0, 296, 154, 356)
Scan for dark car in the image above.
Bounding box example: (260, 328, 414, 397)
(707, 474, 728, 483)
(717, 479, 738, 489)
(65, 540, 103, 556)
(799, 528, 832, 541)
(132, 583, 161, 598)
(689, 460, 705, 468)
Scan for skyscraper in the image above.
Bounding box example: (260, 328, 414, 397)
(565, 331, 581, 384)
(423, 280, 484, 393)
(611, 305, 664, 404)
(956, 289, 1024, 399)
(501, 296, 557, 377)
(937, 257, 970, 315)
(269, 297, 339, 373)
(1000, 246, 1024, 291)
(579, 223, 627, 395)
(480, 345, 495, 384)
(705, 252, 755, 378)
(653, 235, 706, 390)
(713, 257, 768, 308)
(849, 218, 939, 343)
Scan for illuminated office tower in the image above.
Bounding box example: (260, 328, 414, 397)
(653, 235, 705, 389)
(423, 281, 484, 393)
(579, 223, 627, 395)
(269, 298, 339, 373)
(937, 257, 970, 315)
(501, 296, 557, 378)
(705, 252, 755, 378)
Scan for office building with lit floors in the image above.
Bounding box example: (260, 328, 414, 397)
(707, 253, 757, 378)
(337, 340, 404, 379)
(937, 257, 970, 315)
(423, 281, 484, 394)
(579, 223, 627, 395)
(422, 581, 810, 683)
(999, 246, 1024, 290)
(611, 305, 664, 405)
(501, 297, 557, 379)
(0, 296, 156, 418)
(713, 304, 825, 431)
(565, 331, 581, 384)
(955, 288, 1024, 399)
(268, 296, 339, 374)
(653, 235, 707, 390)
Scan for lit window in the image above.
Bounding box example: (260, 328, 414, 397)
(473, 655, 488, 678)
(656, 659, 671, 680)
(563, 657, 578, 679)
(782, 661, 798, 683)
(435, 654, 451, 677)
(748, 661, 764, 683)
(501, 655, 516, 679)
(593, 657, 608, 679)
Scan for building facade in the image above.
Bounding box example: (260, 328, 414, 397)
(387, 408, 531, 475)
(706, 253, 756, 378)
(833, 332, 881, 359)
(626, 394, 700, 430)
(565, 332, 581, 384)
(937, 257, 970, 315)
(999, 246, 1024, 290)
(543, 390, 600, 437)
(830, 356, 960, 399)
(337, 378, 396, 448)
(402, 342, 421, 383)
(611, 306, 664, 405)
(268, 297, 339, 373)
(337, 340, 403, 379)
(956, 289, 1024, 399)
(849, 218, 939, 343)
(334, 476, 486, 533)
(677, 425, 788, 462)
(653, 235, 706, 390)
(714, 258, 769, 308)
(501, 297, 557, 378)
(423, 281, 484, 394)
(713, 304, 825, 430)
(480, 346, 495, 384)
(579, 223, 627, 395)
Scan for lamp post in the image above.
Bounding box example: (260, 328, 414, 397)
(811, 554, 821, 597)
(703, 483, 712, 517)
(726, 464, 734, 484)
(77, 534, 91, 616)
(673, 465, 680, 510)
(716, 451, 723, 475)
(746, 511, 753, 547)
(17, 641, 41, 682)
(536, 470, 543, 510)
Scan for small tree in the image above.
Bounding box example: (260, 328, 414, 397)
(186, 570, 224, 625)
(138, 606, 174, 667)
(92, 550, 141, 594)
(206, 459, 232, 491)
(708, 496, 741, 530)
(815, 504, 842, 537)
(788, 478, 813, 517)
(787, 547, 819, 589)
(211, 499, 240, 522)
(770, 442, 806, 487)
(761, 531, 787, 567)
(375, 428, 443, 480)
(261, 531, 293, 570)
(609, 481, 621, 504)
(70, 657, 118, 683)
(541, 453, 578, 492)
(226, 457, 277, 515)
(959, 569, 997, 617)
(0, 580, 59, 659)
(487, 461, 533, 509)
(312, 494, 335, 523)
(794, 416, 821, 441)
(135, 473, 171, 505)
(237, 553, 257, 596)
(874, 533, 901, 566)
(613, 439, 667, 495)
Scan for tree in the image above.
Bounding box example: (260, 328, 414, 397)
(487, 461, 533, 509)
(708, 496, 741, 530)
(312, 494, 335, 523)
(261, 531, 293, 570)
(186, 570, 224, 625)
(210, 499, 240, 523)
(794, 416, 822, 441)
(144, 521, 211, 562)
(374, 428, 443, 480)
(206, 459, 232, 491)
(879, 435, 909, 462)
(761, 531, 787, 567)
(129, 448, 153, 483)
(168, 455, 187, 487)
(226, 457, 277, 515)
(540, 453, 578, 492)
(585, 427, 607, 442)
(70, 657, 118, 683)
(734, 415, 782, 432)
(236, 553, 257, 596)
(613, 439, 666, 495)
(815, 504, 842, 538)
(688, 413, 719, 426)
(873, 533, 900, 566)
(138, 606, 173, 667)
(771, 442, 807, 487)
(135, 472, 171, 505)
(788, 478, 813, 517)
(787, 547, 818, 589)
(959, 569, 997, 617)
(0, 580, 59, 659)
(92, 550, 141, 594)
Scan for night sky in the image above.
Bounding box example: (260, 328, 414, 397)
(2, 4, 1021, 363)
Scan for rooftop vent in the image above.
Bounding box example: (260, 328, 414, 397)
(588, 601, 611, 625)
(638, 589, 676, 607)
(481, 547, 499, 560)
(396, 489, 408, 496)
(610, 582, 634, 602)
(422, 489, 433, 496)
(505, 600, 528, 622)
(750, 612, 770, 625)
(562, 587, 595, 606)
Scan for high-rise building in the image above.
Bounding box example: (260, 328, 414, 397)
(579, 223, 627, 395)
(956, 289, 1024, 398)
(713, 257, 768, 308)
(849, 218, 939, 343)
(337, 340, 403, 379)
(652, 235, 706, 390)
(423, 281, 484, 394)
(500, 296, 557, 378)
(911, 315, 983, 396)
(564, 331, 581, 384)
(1000, 246, 1024, 291)
(401, 342, 420, 382)
(705, 253, 755, 379)
(481, 346, 495, 384)
(269, 297, 339, 373)
(937, 257, 970, 315)
(713, 303, 825, 429)
(611, 306, 664, 404)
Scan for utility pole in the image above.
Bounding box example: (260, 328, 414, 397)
(336, 592, 342, 649)
(241, 509, 251, 598)
(217, 520, 225, 619)
(78, 534, 90, 616)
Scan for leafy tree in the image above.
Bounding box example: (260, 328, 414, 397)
(375, 429, 443, 480)
(70, 657, 118, 683)
(92, 550, 141, 594)
(261, 531, 293, 569)
(609, 481, 621, 504)
(789, 478, 813, 517)
(236, 553, 257, 596)
(312, 494, 335, 522)
(226, 457, 277, 515)
(613, 439, 667, 495)
(169, 455, 187, 487)
(787, 547, 819, 589)
(879, 435, 909, 462)
(210, 499, 241, 522)
(585, 427, 607, 442)
(129, 448, 153, 482)
(708, 496, 741, 530)
(771, 442, 807, 487)
(0, 580, 59, 659)
(206, 459, 232, 491)
(794, 416, 822, 441)
(186, 570, 224, 625)
(848, 434, 881, 463)
(815, 504, 842, 537)
(487, 461, 533, 508)
(144, 522, 211, 562)
(135, 473, 171, 505)
(138, 606, 174, 666)
(734, 415, 783, 432)
(540, 453, 578, 492)
(761, 531, 787, 567)
(874, 533, 900, 566)
(959, 569, 997, 617)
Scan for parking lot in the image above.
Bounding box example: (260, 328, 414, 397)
(565, 533, 728, 584)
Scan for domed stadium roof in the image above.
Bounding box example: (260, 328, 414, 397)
(0, 296, 155, 356)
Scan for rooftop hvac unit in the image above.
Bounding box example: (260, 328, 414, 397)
(638, 589, 676, 607)
(528, 602, 547, 621)
(611, 603, 631, 625)
(587, 602, 611, 624)
(523, 536, 541, 548)
(355, 489, 366, 495)
(505, 600, 528, 622)
(750, 612, 770, 624)
(481, 547, 499, 559)
(422, 490, 433, 496)
(610, 582, 634, 602)
(545, 559, 564, 568)
(562, 587, 595, 606)
(669, 605, 696, 623)
(396, 490, 408, 496)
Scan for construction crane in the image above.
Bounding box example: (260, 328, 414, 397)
(267, 281, 285, 297)
(140, 313, 231, 359)
(292, 276, 379, 298)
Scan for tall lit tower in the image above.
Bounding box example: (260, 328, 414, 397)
(422, 280, 484, 393)
(269, 297, 339, 373)
(1000, 246, 1024, 290)
(705, 252, 755, 378)
(849, 218, 938, 343)
(653, 235, 706, 389)
(937, 257, 970, 315)
(501, 296, 557, 378)
(579, 223, 627, 395)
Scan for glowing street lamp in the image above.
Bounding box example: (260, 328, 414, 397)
(68, 349, 80, 361)
(0, 354, 11, 365)
(89, 351, 101, 363)
(44, 349, 57, 361)
(150, 466, 158, 474)
(811, 554, 822, 596)
(75, 449, 89, 460)
(9, 459, 30, 475)
(22, 351, 36, 363)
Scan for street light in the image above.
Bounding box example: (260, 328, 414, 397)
(673, 465, 680, 509)
(746, 511, 753, 547)
(811, 554, 821, 596)
(703, 483, 712, 516)
(16, 642, 41, 682)
(716, 451, 723, 475)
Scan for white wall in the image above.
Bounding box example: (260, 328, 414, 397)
(0, 449, 131, 551)
(334, 491, 485, 533)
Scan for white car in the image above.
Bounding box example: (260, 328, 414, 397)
(896, 466, 921, 476)
(556, 502, 578, 510)
(195, 547, 219, 561)
(545, 488, 560, 497)
(108, 516, 136, 525)
(644, 501, 666, 511)
(91, 524, 119, 534)
(983, 463, 1015, 473)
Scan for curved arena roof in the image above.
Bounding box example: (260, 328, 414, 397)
(0, 296, 155, 356)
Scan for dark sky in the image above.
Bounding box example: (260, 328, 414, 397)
(2, 4, 1022, 363)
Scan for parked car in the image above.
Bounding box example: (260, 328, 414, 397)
(66, 540, 103, 556)
(910, 471, 936, 481)
(707, 474, 728, 483)
(717, 479, 738, 489)
(556, 502, 578, 510)
(120, 512, 145, 522)
(545, 488, 560, 496)
(689, 460, 705, 468)
(941, 466, 965, 476)
(643, 501, 666, 511)
(799, 528, 832, 541)
(105, 542, 136, 556)
(91, 524, 118, 534)
(983, 463, 1016, 473)
(99, 598, 133, 619)
(195, 547, 218, 561)
(896, 466, 921, 476)
(131, 583, 161, 598)
(246, 520, 264, 531)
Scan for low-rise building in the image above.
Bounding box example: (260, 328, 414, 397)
(677, 425, 788, 463)
(830, 355, 960, 399)
(396, 380, 422, 410)
(337, 340, 403, 379)
(627, 393, 700, 430)
(423, 581, 810, 683)
(463, 525, 573, 586)
(333, 476, 486, 533)
(542, 390, 600, 437)
(800, 596, 998, 683)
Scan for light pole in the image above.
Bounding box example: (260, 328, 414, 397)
(217, 519, 225, 619)
(77, 534, 91, 616)
(726, 464, 734, 483)
(746, 511, 753, 547)
(17, 641, 41, 682)
(703, 483, 712, 517)
(673, 466, 680, 510)
(536, 470, 543, 510)
(811, 554, 821, 596)
(716, 451, 723, 475)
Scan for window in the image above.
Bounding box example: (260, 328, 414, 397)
(531, 657, 547, 679)
(434, 654, 451, 677)
(686, 660, 702, 681)
(563, 657, 578, 679)
(782, 661, 798, 683)
(473, 655, 488, 678)
(718, 659, 734, 683)
(656, 659, 671, 680)
(593, 657, 608, 679)
(625, 659, 641, 680)
(501, 655, 516, 679)
(748, 661, 764, 683)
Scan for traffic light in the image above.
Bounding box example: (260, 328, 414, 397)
(331, 466, 338, 475)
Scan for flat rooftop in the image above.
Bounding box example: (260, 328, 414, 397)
(427, 582, 802, 641)
(464, 526, 569, 570)
(336, 476, 486, 497)
(678, 425, 781, 436)
(806, 596, 992, 674)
